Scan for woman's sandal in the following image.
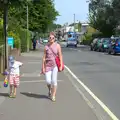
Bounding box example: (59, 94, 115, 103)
(13, 94, 16, 98)
(9, 93, 13, 98)
(9, 93, 16, 98)
(51, 96, 56, 102)
(12, 95, 16, 98)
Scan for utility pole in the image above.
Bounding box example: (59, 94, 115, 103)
(27, 4, 29, 52)
(3, 0, 8, 70)
(74, 14, 75, 32)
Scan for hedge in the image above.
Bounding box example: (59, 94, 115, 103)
(0, 19, 4, 46)
(19, 28, 32, 52)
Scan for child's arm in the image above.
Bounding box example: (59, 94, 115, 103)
(19, 62, 23, 67)
(16, 61, 23, 67)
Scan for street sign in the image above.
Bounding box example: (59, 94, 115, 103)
(8, 37, 14, 49)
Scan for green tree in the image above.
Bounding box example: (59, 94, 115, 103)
(1, 0, 59, 32)
(8, 0, 59, 33)
(78, 22, 81, 32)
(0, 0, 59, 51)
(89, 0, 118, 37)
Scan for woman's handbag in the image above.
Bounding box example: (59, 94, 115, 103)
(49, 47, 64, 72)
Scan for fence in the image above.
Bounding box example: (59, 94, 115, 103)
(0, 45, 4, 73)
(0, 45, 11, 73)
(0, 28, 33, 74)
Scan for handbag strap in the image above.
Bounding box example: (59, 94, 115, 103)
(48, 44, 58, 58)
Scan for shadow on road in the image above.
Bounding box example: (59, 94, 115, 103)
(104, 53, 120, 56)
(0, 93, 9, 97)
(20, 92, 49, 99)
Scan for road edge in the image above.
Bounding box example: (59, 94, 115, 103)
(64, 65, 119, 120)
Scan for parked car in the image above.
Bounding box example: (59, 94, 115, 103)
(97, 38, 111, 52)
(93, 38, 102, 51)
(42, 38, 48, 44)
(90, 38, 98, 51)
(108, 37, 120, 55)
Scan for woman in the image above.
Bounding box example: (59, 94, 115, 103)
(42, 32, 63, 102)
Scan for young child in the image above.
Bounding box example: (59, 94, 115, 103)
(8, 56, 23, 98)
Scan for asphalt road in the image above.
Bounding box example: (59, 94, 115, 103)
(0, 49, 98, 120)
(61, 42, 120, 119)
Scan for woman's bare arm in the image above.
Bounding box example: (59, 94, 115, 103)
(42, 48, 46, 69)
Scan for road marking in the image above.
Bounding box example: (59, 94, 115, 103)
(20, 80, 63, 83)
(65, 65, 119, 120)
(66, 73, 103, 119)
(69, 48, 81, 52)
(27, 61, 41, 64)
(21, 73, 41, 77)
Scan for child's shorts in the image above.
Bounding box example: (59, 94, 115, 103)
(9, 74, 20, 87)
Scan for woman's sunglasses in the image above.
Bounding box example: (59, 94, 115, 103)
(49, 37, 55, 40)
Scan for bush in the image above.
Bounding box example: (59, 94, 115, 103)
(19, 28, 32, 52)
(92, 32, 103, 38)
(8, 28, 32, 53)
(0, 18, 4, 46)
(81, 33, 92, 45)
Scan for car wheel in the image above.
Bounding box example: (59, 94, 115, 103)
(99, 47, 102, 52)
(108, 51, 111, 54)
(111, 49, 116, 55)
(93, 46, 97, 51)
(97, 48, 100, 52)
(104, 49, 107, 52)
(108, 48, 111, 54)
(75, 45, 77, 47)
(90, 46, 93, 51)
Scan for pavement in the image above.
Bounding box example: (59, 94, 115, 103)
(0, 48, 98, 120)
(60, 42, 120, 119)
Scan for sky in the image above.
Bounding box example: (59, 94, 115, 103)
(54, 0, 89, 25)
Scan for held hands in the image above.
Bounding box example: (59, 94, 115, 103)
(3, 69, 9, 76)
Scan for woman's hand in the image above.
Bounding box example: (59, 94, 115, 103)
(59, 66, 62, 71)
(42, 67, 45, 74)
(40, 67, 45, 74)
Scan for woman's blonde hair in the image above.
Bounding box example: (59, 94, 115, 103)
(50, 32, 55, 37)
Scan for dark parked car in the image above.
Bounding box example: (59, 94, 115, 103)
(90, 38, 100, 51)
(93, 38, 103, 51)
(97, 38, 111, 52)
(108, 37, 120, 55)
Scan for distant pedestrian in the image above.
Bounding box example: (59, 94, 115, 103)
(32, 36, 36, 50)
(41, 32, 64, 102)
(7, 56, 23, 98)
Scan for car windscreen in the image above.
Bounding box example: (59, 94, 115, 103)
(103, 39, 110, 43)
(111, 38, 120, 43)
(114, 38, 120, 44)
(97, 39, 101, 42)
(68, 38, 75, 41)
